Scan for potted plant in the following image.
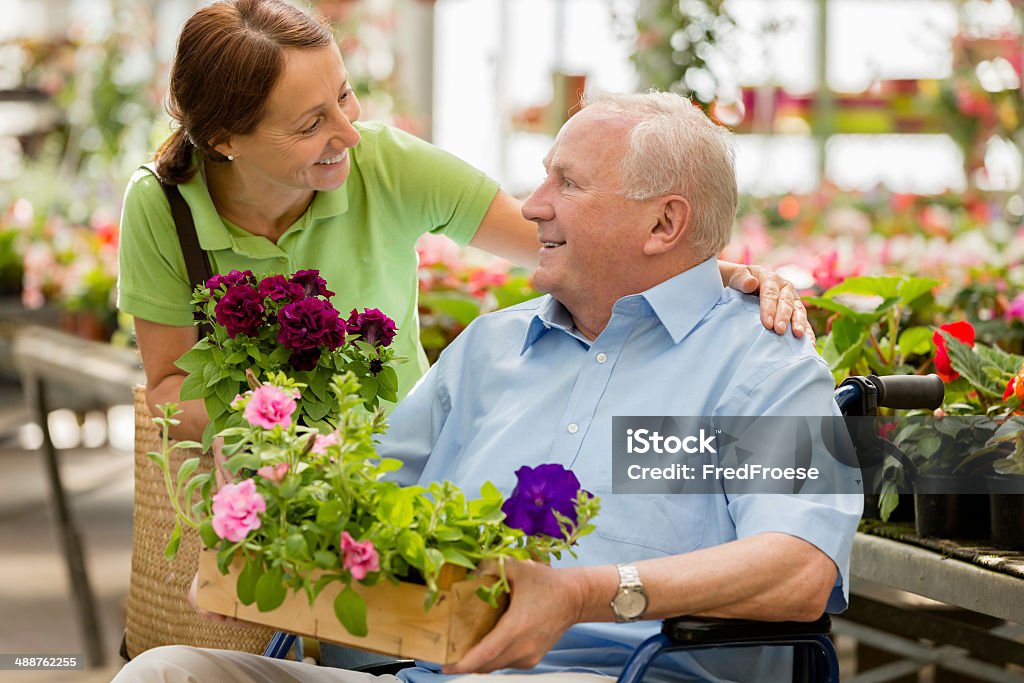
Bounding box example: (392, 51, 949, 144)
(807, 274, 940, 522)
(914, 322, 1024, 539)
(175, 269, 404, 448)
(152, 371, 600, 663)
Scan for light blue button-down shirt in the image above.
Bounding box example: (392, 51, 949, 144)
(382, 257, 862, 682)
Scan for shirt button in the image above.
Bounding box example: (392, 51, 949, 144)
(567, 423, 579, 434)
(596, 352, 608, 364)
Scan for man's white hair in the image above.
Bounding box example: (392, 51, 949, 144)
(584, 91, 738, 261)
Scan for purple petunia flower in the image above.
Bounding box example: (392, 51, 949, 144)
(214, 284, 265, 338)
(277, 298, 346, 353)
(258, 274, 306, 303)
(288, 348, 322, 372)
(290, 269, 335, 299)
(207, 270, 256, 293)
(346, 308, 398, 347)
(501, 464, 581, 538)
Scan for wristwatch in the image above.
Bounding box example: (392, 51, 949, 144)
(610, 563, 648, 622)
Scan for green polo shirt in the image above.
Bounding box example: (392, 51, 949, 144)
(118, 121, 500, 399)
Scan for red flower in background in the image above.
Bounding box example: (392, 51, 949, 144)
(932, 321, 975, 382)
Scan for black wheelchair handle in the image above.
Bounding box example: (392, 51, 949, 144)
(869, 373, 944, 411)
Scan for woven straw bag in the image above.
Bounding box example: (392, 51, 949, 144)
(124, 385, 277, 658)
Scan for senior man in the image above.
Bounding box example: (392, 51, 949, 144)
(113, 92, 860, 683)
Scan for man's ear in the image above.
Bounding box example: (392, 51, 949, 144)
(643, 195, 690, 256)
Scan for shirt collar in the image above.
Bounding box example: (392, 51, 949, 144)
(639, 256, 725, 344)
(521, 257, 725, 352)
(170, 155, 350, 253)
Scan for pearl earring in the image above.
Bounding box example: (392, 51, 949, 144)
(226, 154, 234, 161)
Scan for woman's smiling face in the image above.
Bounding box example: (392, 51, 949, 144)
(220, 43, 362, 193)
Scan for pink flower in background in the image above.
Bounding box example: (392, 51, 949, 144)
(1006, 293, 1024, 321)
(243, 384, 298, 430)
(212, 479, 266, 542)
(811, 250, 861, 291)
(311, 431, 340, 456)
(340, 531, 380, 580)
(416, 233, 462, 270)
(467, 268, 508, 298)
(257, 462, 290, 484)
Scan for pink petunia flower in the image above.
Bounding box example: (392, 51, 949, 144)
(311, 431, 340, 456)
(257, 462, 290, 484)
(340, 531, 380, 580)
(243, 385, 298, 430)
(211, 479, 266, 542)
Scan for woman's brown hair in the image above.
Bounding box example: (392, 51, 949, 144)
(155, 0, 334, 184)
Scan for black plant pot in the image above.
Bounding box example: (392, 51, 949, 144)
(987, 474, 1024, 550)
(913, 474, 990, 539)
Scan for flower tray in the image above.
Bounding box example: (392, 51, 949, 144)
(195, 550, 508, 664)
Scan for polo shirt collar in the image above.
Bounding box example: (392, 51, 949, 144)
(521, 257, 724, 352)
(173, 158, 350, 253)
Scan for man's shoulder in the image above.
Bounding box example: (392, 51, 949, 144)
(438, 296, 547, 360)
(709, 289, 832, 381)
(462, 296, 547, 337)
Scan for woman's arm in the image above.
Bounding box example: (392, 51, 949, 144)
(467, 190, 540, 268)
(135, 317, 209, 442)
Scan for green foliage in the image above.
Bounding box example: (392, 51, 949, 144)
(628, 0, 736, 105)
(807, 275, 941, 380)
(156, 374, 600, 638)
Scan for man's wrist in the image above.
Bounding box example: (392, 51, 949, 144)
(566, 565, 624, 623)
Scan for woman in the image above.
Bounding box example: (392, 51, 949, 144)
(118, 0, 810, 443)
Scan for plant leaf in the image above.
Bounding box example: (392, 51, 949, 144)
(897, 326, 933, 359)
(180, 370, 208, 401)
(333, 586, 368, 637)
(164, 520, 182, 561)
(255, 566, 287, 612)
(237, 557, 263, 605)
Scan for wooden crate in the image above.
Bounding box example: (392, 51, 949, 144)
(195, 550, 507, 664)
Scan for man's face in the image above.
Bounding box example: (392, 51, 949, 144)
(523, 108, 655, 313)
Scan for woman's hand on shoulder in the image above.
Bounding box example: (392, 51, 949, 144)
(718, 261, 815, 344)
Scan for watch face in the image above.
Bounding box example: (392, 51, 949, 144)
(614, 588, 647, 619)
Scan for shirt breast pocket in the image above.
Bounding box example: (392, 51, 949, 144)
(592, 494, 710, 558)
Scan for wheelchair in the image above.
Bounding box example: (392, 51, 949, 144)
(261, 374, 945, 683)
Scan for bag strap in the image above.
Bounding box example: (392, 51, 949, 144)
(157, 180, 213, 335)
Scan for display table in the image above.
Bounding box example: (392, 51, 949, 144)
(14, 326, 144, 668)
(835, 528, 1024, 682)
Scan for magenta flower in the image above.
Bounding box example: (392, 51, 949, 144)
(1007, 293, 1024, 322)
(340, 531, 380, 580)
(257, 462, 290, 484)
(214, 284, 265, 338)
(258, 275, 305, 302)
(345, 308, 398, 347)
(290, 269, 335, 298)
(211, 479, 266, 542)
(501, 464, 581, 539)
(277, 298, 346, 353)
(243, 384, 298, 430)
(207, 270, 256, 293)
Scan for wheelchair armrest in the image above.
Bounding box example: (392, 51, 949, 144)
(661, 614, 832, 646)
(350, 660, 417, 676)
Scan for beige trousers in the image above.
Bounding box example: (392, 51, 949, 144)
(110, 647, 616, 683)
